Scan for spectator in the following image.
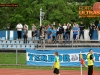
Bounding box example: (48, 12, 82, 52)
(47, 25, 52, 43)
(39, 25, 44, 35)
(79, 22, 85, 39)
(67, 22, 71, 27)
(97, 21, 100, 40)
(73, 22, 77, 27)
(40, 27, 45, 48)
(23, 24, 28, 43)
(32, 24, 36, 38)
(52, 27, 57, 43)
(51, 24, 54, 30)
(89, 23, 94, 40)
(32, 28, 37, 42)
(58, 23, 64, 43)
(66, 24, 71, 43)
(63, 23, 67, 30)
(63, 23, 67, 41)
(73, 24, 79, 43)
(52, 22, 56, 28)
(56, 24, 60, 41)
(97, 21, 100, 30)
(53, 22, 56, 26)
(67, 22, 71, 39)
(16, 23, 23, 39)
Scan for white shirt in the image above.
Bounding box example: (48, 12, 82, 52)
(16, 23, 23, 31)
(63, 26, 67, 30)
(57, 27, 60, 31)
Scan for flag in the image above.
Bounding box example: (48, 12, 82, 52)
(80, 52, 84, 64)
(80, 52, 88, 67)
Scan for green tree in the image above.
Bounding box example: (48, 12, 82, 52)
(0, 0, 100, 29)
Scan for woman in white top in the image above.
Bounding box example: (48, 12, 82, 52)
(16, 23, 23, 39)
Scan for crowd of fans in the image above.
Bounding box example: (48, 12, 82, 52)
(16, 21, 100, 47)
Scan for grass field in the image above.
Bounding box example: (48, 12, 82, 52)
(0, 52, 100, 71)
(0, 52, 26, 64)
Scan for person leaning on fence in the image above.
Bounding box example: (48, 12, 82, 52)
(87, 49, 94, 75)
(89, 23, 94, 40)
(23, 24, 28, 43)
(97, 21, 100, 30)
(79, 22, 85, 40)
(58, 23, 64, 43)
(63, 23, 67, 42)
(65, 24, 71, 44)
(73, 23, 79, 43)
(16, 22, 23, 39)
(53, 22, 56, 27)
(97, 21, 100, 40)
(39, 25, 44, 35)
(32, 28, 37, 42)
(47, 24, 52, 44)
(40, 27, 45, 48)
(67, 22, 71, 39)
(52, 27, 57, 44)
(32, 24, 36, 39)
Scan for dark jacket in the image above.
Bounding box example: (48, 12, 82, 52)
(79, 24, 85, 31)
(89, 25, 94, 33)
(66, 27, 71, 34)
(59, 27, 64, 34)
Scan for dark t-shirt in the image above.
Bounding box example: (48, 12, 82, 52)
(79, 24, 85, 30)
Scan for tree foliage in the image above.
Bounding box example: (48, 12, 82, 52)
(0, 0, 100, 29)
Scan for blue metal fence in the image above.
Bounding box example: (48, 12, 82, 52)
(0, 30, 99, 40)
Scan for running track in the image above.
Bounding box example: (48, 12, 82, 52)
(0, 68, 99, 75)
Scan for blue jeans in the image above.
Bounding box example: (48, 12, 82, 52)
(65, 33, 70, 43)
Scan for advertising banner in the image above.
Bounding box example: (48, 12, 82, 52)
(26, 48, 100, 66)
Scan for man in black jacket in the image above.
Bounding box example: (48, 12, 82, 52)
(58, 24, 64, 43)
(89, 23, 94, 40)
(79, 22, 85, 39)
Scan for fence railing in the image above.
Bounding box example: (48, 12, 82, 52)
(0, 29, 99, 40)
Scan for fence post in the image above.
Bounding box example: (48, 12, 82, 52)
(16, 40, 18, 65)
(72, 30, 73, 49)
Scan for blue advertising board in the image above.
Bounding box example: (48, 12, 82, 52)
(26, 48, 100, 66)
